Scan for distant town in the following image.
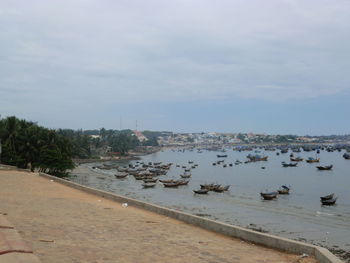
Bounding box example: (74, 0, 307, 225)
(156, 132, 350, 146)
(87, 130, 350, 147)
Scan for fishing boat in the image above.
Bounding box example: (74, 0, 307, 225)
(212, 185, 230, 192)
(163, 182, 180, 187)
(282, 162, 298, 167)
(306, 157, 320, 163)
(290, 157, 303, 162)
(321, 197, 337, 206)
(193, 189, 209, 194)
(180, 174, 191, 178)
(176, 180, 189, 186)
(114, 173, 128, 179)
(200, 184, 220, 191)
(117, 166, 128, 172)
(277, 185, 290, 195)
(213, 187, 225, 192)
(159, 179, 176, 183)
(217, 154, 228, 158)
(260, 192, 278, 200)
(143, 178, 158, 183)
(247, 154, 268, 162)
(142, 182, 156, 188)
(320, 193, 334, 201)
(343, 153, 350, 160)
(280, 149, 288, 154)
(316, 165, 333, 170)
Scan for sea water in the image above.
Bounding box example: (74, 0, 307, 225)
(70, 148, 350, 258)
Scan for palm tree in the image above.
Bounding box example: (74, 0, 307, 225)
(4, 116, 19, 155)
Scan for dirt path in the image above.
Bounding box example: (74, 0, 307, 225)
(0, 169, 317, 263)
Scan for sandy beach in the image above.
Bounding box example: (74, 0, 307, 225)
(0, 169, 317, 263)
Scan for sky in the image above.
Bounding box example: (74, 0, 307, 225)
(0, 0, 350, 135)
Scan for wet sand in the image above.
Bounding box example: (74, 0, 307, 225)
(0, 169, 317, 263)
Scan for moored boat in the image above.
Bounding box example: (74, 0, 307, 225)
(260, 192, 278, 200)
(316, 165, 333, 170)
(214, 185, 230, 192)
(321, 197, 337, 206)
(143, 178, 158, 183)
(200, 183, 221, 191)
(247, 154, 268, 162)
(282, 162, 298, 167)
(193, 189, 209, 194)
(159, 179, 176, 183)
(343, 153, 350, 160)
(163, 182, 180, 187)
(117, 166, 128, 172)
(176, 180, 189, 186)
(142, 182, 156, 188)
(277, 185, 290, 195)
(115, 172, 128, 179)
(290, 157, 303, 162)
(306, 157, 320, 163)
(320, 193, 334, 201)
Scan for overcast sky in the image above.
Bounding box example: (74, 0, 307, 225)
(1, 0, 349, 135)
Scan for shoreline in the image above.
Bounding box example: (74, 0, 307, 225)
(70, 147, 350, 262)
(0, 168, 320, 263)
(73, 164, 349, 261)
(73, 146, 162, 165)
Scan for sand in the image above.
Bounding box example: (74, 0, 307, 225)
(0, 169, 317, 263)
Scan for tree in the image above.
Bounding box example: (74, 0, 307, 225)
(0, 116, 75, 177)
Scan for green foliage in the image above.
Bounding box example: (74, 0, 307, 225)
(141, 130, 164, 146)
(237, 133, 247, 141)
(56, 129, 91, 158)
(0, 116, 74, 177)
(142, 136, 159, 146)
(82, 129, 100, 136)
(99, 129, 140, 155)
(186, 137, 194, 143)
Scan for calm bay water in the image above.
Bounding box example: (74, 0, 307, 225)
(70, 148, 350, 256)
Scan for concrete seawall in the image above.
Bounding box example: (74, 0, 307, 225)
(39, 172, 342, 263)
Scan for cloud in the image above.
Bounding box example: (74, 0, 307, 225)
(1, 0, 350, 110)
